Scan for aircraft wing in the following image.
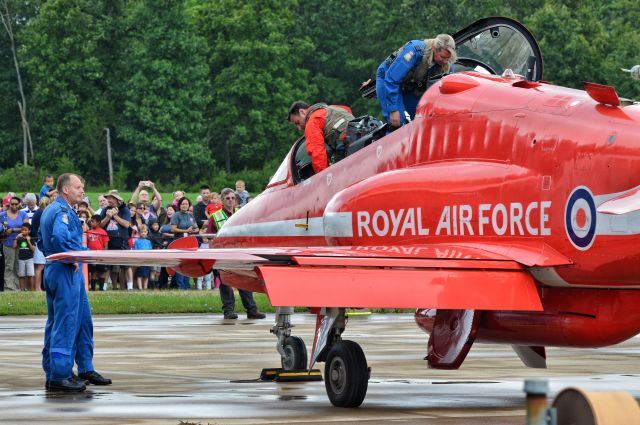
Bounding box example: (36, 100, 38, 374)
(49, 241, 569, 311)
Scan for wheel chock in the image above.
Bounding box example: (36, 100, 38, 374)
(346, 309, 372, 317)
(259, 368, 322, 382)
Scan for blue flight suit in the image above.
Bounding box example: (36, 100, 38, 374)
(376, 40, 454, 126)
(38, 197, 93, 382)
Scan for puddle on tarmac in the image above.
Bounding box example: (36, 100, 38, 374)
(136, 394, 189, 398)
(433, 381, 500, 385)
(278, 395, 308, 401)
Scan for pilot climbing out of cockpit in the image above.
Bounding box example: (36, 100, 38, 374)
(376, 34, 456, 128)
(287, 101, 355, 174)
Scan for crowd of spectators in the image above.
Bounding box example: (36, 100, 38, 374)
(0, 175, 253, 292)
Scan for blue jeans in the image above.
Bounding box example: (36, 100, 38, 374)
(175, 273, 190, 290)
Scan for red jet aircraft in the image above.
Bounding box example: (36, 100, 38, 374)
(51, 17, 640, 408)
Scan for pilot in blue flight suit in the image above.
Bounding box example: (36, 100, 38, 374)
(376, 34, 457, 128)
(39, 173, 111, 392)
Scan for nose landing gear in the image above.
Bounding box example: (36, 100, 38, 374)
(281, 335, 308, 370)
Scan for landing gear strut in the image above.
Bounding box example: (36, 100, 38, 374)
(271, 307, 308, 370)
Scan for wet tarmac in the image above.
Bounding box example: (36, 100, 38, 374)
(0, 313, 638, 424)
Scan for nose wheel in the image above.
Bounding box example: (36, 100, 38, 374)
(281, 335, 308, 370)
(324, 340, 369, 408)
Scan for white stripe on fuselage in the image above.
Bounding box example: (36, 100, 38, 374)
(216, 212, 353, 238)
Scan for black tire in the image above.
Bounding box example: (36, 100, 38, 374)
(324, 340, 368, 408)
(281, 336, 308, 370)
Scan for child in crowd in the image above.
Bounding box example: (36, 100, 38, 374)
(196, 228, 213, 290)
(13, 223, 34, 291)
(38, 174, 57, 200)
(235, 180, 250, 207)
(78, 210, 90, 234)
(87, 214, 110, 291)
(205, 192, 222, 217)
(133, 224, 152, 290)
(147, 220, 163, 289)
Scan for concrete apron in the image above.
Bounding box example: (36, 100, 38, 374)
(0, 313, 638, 425)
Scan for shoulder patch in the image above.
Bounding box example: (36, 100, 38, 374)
(61, 213, 69, 225)
(403, 51, 414, 62)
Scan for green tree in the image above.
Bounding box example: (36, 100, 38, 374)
(0, 0, 41, 170)
(20, 0, 116, 183)
(112, 0, 212, 185)
(191, 0, 316, 172)
(524, 1, 608, 89)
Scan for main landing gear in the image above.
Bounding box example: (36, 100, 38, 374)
(271, 306, 370, 407)
(324, 339, 369, 407)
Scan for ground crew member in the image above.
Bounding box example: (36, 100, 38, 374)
(39, 173, 111, 392)
(287, 101, 355, 173)
(209, 187, 266, 320)
(376, 34, 457, 128)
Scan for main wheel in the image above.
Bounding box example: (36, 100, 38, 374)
(324, 340, 368, 407)
(281, 336, 308, 370)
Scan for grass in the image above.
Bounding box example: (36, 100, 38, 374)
(0, 291, 413, 316)
(0, 290, 280, 316)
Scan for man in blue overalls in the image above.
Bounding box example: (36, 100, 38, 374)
(39, 173, 111, 391)
(376, 34, 456, 128)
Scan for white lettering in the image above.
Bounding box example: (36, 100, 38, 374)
(459, 205, 473, 235)
(452, 205, 458, 235)
(389, 209, 404, 237)
(525, 202, 539, 235)
(510, 203, 524, 235)
(492, 203, 508, 235)
(436, 206, 451, 235)
(400, 208, 416, 236)
(478, 204, 491, 235)
(417, 207, 429, 235)
(357, 211, 372, 237)
(372, 210, 389, 237)
(540, 201, 551, 235)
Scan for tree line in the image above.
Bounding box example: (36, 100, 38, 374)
(0, 0, 638, 190)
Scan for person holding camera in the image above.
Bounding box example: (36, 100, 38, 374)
(129, 180, 163, 221)
(99, 190, 133, 290)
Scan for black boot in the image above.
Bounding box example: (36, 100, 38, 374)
(46, 378, 86, 392)
(79, 370, 112, 385)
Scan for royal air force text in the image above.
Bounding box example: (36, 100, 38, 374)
(356, 202, 552, 238)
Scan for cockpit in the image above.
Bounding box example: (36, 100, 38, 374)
(268, 17, 543, 188)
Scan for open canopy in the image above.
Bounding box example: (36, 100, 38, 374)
(452, 17, 543, 81)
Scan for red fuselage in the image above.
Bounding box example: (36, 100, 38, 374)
(215, 72, 640, 348)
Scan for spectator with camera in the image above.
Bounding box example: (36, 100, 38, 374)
(99, 190, 133, 290)
(129, 180, 163, 220)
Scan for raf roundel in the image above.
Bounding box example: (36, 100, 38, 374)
(565, 186, 597, 251)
